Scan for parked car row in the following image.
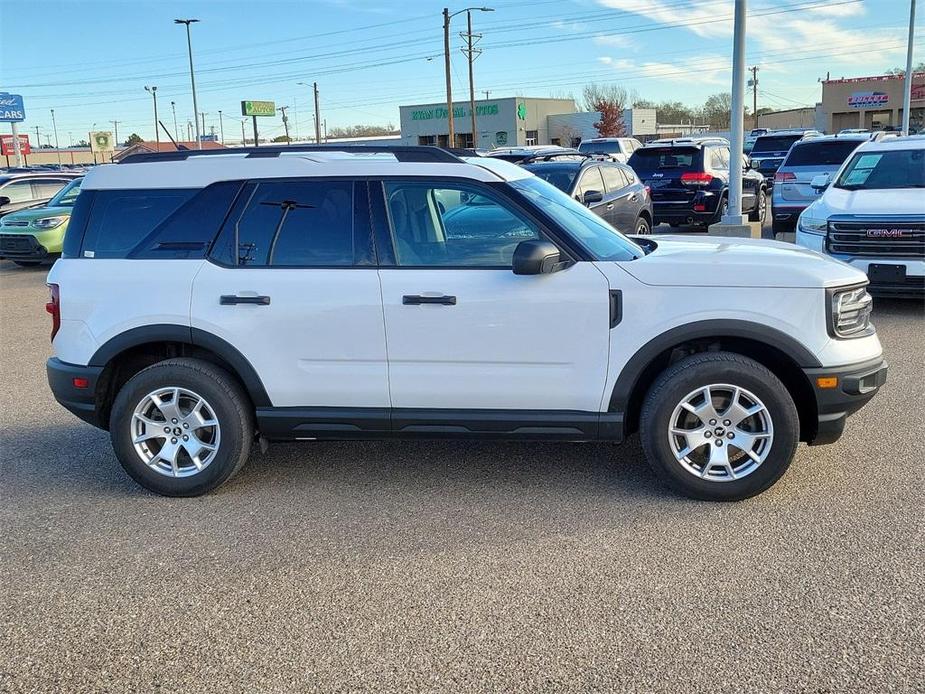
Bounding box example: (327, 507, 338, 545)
(0, 177, 83, 266)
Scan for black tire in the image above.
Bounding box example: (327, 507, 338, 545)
(772, 218, 795, 237)
(13, 260, 42, 267)
(639, 352, 799, 501)
(109, 358, 253, 497)
(635, 216, 651, 235)
(748, 188, 767, 223)
(713, 195, 729, 224)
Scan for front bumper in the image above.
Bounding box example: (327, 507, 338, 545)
(47, 357, 105, 428)
(803, 356, 887, 445)
(0, 233, 51, 260)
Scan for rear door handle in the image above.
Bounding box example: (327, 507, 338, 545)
(220, 295, 271, 305)
(606, 203, 615, 210)
(403, 295, 457, 305)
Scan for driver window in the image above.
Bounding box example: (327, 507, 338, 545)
(575, 167, 606, 200)
(383, 181, 540, 267)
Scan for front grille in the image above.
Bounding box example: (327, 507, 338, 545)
(1, 220, 30, 228)
(0, 234, 42, 254)
(827, 220, 925, 258)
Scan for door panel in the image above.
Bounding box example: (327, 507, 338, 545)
(379, 263, 611, 411)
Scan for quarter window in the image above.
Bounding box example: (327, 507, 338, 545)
(382, 181, 540, 267)
(600, 165, 627, 192)
(575, 167, 606, 199)
(0, 179, 35, 203)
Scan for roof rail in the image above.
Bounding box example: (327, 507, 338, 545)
(522, 150, 587, 163)
(118, 144, 464, 165)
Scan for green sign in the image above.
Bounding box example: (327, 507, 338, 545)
(241, 100, 276, 117)
(516, 103, 527, 120)
(410, 103, 499, 121)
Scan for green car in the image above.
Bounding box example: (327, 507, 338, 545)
(0, 177, 82, 267)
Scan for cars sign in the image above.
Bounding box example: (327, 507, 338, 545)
(241, 100, 275, 117)
(0, 93, 25, 122)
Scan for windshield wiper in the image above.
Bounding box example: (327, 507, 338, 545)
(835, 184, 866, 191)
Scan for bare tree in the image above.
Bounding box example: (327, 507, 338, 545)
(582, 84, 632, 137)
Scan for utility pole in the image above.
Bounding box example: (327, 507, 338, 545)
(34, 125, 40, 146)
(722, 0, 747, 225)
(200, 112, 207, 141)
(313, 83, 321, 144)
(483, 90, 491, 100)
(170, 102, 179, 141)
(749, 65, 759, 129)
(187, 120, 193, 141)
(240, 119, 246, 146)
(218, 110, 224, 143)
(461, 10, 484, 148)
(443, 8, 454, 146)
(110, 120, 119, 148)
(278, 106, 290, 143)
(175, 19, 202, 149)
(144, 86, 159, 147)
(50, 109, 61, 165)
(901, 0, 917, 135)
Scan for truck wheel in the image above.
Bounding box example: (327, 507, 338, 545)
(109, 358, 253, 497)
(639, 352, 799, 501)
(748, 188, 767, 223)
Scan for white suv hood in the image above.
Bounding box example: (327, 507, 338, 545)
(621, 235, 866, 288)
(812, 186, 925, 216)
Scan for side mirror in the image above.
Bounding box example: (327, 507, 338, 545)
(512, 239, 562, 275)
(0, 196, 10, 208)
(811, 174, 830, 191)
(582, 190, 604, 205)
(743, 156, 752, 170)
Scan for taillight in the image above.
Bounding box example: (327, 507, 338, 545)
(680, 172, 713, 185)
(775, 171, 796, 182)
(46, 283, 60, 342)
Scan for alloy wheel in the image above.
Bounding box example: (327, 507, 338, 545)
(131, 387, 221, 477)
(667, 383, 773, 482)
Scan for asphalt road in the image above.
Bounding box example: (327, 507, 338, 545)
(1, 259, 923, 694)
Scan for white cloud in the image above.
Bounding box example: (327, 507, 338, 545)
(593, 34, 637, 49)
(596, 53, 730, 86)
(595, 0, 734, 38)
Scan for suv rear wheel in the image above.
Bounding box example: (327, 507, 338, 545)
(635, 216, 651, 235)
(639, 352, 798, 501)
(748, 188, 768, 223)
(109, 358, 253, 496)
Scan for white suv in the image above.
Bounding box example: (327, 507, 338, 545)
(46, 145, 887, 500)
(796, 135, 925, 297)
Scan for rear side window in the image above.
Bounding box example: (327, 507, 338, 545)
(784, 140, 862, 167)
(80, 189, 197, 259)
(628, 147, 700, 173)
(600, 165, 627, 191)
(752, 135, 801, 154)
(210, 180, 355, 267)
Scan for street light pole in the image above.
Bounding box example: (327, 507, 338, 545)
(241, 119, 246, 146)
(443, 7, 494, 148)
(50, 109, 61, 165)
(145, 86, 159, 147)
(170, 101, 179, 141)
(175, 18, 202, 149)
(901, 0, 917, 135)
(722, 0, 747, 224)
(218, 110, 224, 143)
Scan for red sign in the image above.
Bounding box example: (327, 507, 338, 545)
(0, 134, 30, 155)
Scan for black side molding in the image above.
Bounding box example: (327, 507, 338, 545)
(403, 295, 457, 305)
(609, 290, 622, 328)
(220, 295, 271, 305)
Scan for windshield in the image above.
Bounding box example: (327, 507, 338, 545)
(628, 147, 698, 173)
(579, 141, 620, 154)
(833, 149, 925, 190)
(784, 141, 861, 167)
(752, 135, 802, 154)
(510, 177, 642, 261)
(48, 177, 82, 207)
(520, 165, 579, 193)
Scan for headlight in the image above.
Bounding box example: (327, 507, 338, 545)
(830, 286, 873, 338)
(799, 214, 827, 234)
(32, 216, 67, 229)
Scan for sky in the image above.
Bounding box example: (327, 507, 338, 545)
(0, 0, 920, 145)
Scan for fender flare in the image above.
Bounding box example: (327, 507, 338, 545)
(608, 319, 821, 413)
(88, 324, 271, 407)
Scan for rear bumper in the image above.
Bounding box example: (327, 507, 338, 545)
(47, 357, 105, 428)
(803, 356, 887, 445)
(652, 191, 722, 224)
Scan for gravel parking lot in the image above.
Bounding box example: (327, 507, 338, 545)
(1, 259, 923, 693)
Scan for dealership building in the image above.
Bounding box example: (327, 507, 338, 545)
(819, 72, 924, 132)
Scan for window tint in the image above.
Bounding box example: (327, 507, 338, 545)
(213, 180, 354, 266)
(32, 179, 69, 199)
(49, 178, 82, 207)
(575, 167, 605, 198)
(521, 165, 578, 193)
(383, 181, 539, 267)
(1, 179, 35, 203)
(752, 135, 802, 154)
(600, 165, 627, 192)
(628, 147, 699, 173)
(81, 189, 197, 258)
(784, 140, 862, 167)
(709, 147, 730, 169)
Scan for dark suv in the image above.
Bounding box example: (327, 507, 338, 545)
(749, 130, 822, 186)
(627, 137, 767, 228)
(521, 153, 654, 235)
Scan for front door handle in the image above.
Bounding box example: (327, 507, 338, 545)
(220, 295, 271, 305)
(606, 203, 615, 210)
(403, 295, 457, 306)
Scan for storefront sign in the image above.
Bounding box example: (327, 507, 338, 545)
(0, 133, 30, 155)
(0, 93, 25, 122)
(241, 100, 276, 117)
(90, 131, 115, 153)
(410, 103, 499, 121)
(848, 91, 889, 109)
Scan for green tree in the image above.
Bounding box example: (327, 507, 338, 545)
(885, 62, 925, 76)
(271, 134, 291, 143)
(124, 133, 143, 146)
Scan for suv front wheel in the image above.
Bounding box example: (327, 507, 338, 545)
(639, 352, 798, 501)
(109, 358, 253, 496)
(748, 188, 768, 223)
